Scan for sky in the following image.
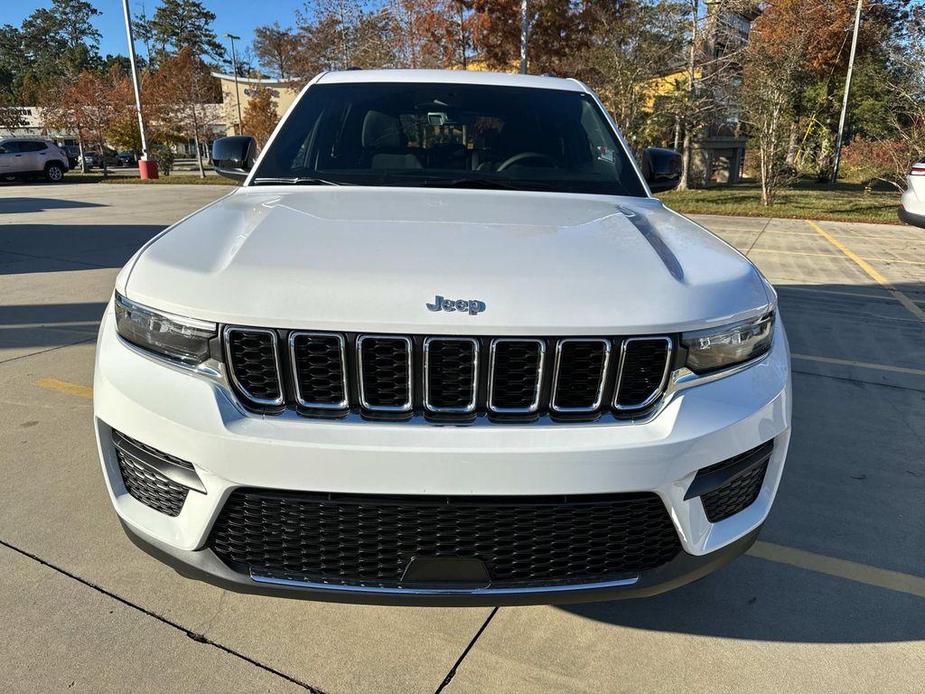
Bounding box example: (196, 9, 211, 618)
(0, 0, 306, 66)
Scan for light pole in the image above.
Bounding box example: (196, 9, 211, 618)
(831, 0, 863, 184)
(121, 0, 151, 175)
(225, 33, 243, 134)
(519, 0, 529, 74)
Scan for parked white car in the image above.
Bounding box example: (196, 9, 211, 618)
(94, 70, 791, 605)
(0, 138, 68, 181)
(899, 157, 925, 228)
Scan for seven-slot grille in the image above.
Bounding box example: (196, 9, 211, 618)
(208, 489, 682, 587)
(223, 329, 675, 421)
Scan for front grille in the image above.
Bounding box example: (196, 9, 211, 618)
(701, 460, 769, 522)
(488, 339, 545, 412)
(357, 336, 413, 411)
(113, 432, 189, 516)
(289, 332, 347, 409)
(224, 328, 675, 422)
(615, 338, 672, 410)
(209, 490, 681, 587)
(224, 328, 283, 406)
(424, 337, 478, 412)
(552, 339, 611, 412)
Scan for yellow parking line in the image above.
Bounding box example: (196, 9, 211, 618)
(750, 541, 925, 599)
(806, 220, 925, 324)
(35, 378, 92, 399)
(791, 353, 925, 377)
(751, 247, 925, 267)
(778, 285, 905, 303)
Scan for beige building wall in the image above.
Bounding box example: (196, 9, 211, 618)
(211, 73, 303, 136)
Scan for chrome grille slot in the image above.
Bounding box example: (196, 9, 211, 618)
(223, 327, 283, 407)
(424, 337, 479, 413)
(289, 332, 348, 410)
(357, 335, 413, 412)
(551, 339, 611, 412)
(488, 339, 545, 414)
(614, 337, 672, 412)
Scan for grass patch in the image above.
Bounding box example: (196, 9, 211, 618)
(64, 173, 237, 185)
(657, 179, 902, 224)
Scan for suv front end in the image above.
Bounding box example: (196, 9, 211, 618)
(93, 70, 791, 605)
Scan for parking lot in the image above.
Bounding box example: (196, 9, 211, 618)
(1, 183, 923, 692)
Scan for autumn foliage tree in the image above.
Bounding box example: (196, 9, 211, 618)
(241, 84, 280, 147)
(42, 67, 130, 175)
(153, 47, 215, 177)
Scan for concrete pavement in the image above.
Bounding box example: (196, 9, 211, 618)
(1, 183, 923, 692)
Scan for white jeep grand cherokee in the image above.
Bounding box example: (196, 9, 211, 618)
(94, 70, 791, 605)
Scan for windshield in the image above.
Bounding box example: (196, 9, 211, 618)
(250, 82, 647, 196)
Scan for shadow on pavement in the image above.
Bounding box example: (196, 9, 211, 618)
(0, 197, 107, 213)
(562, 554, 925, 643)
(0, 223, 166, 275)
(561, 280, 925, 642)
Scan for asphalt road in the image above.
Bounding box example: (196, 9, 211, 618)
(1, 183, 923, 693)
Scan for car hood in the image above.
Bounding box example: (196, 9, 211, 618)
(124, 187, 772, 335)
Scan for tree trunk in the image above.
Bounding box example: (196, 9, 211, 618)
(785, 122, 799, 167)
(673, 114, 680, 151)
(679, 127, 692, 190)
(77, 137, 86, 174)
(191, 105, 205, 178)
(760, 146, 770, 206)
(678, 0, 698, 191)
(100, 138, 108, 177)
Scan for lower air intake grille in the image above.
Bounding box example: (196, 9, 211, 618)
(113, 432, 189, 517)
(208, 490, 681, 587)
(701, 460, 769, 523)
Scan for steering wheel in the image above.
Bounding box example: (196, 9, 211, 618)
(496, 151, 558, 172)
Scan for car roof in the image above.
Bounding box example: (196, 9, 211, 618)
(315, 69, 587, 93)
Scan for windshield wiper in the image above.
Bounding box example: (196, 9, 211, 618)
(252, 176, 343, 186)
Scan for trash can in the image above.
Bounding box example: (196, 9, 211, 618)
(138, 158, 159, 180)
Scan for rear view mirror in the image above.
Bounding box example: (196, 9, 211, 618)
(212, 136, 257, 182)
(642, 147, 682, 193)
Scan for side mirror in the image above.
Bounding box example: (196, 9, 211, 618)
(642, 147, 682, 193)
(212, 136, 257, 182)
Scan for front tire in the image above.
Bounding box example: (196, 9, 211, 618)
(45, 163, 64, 182)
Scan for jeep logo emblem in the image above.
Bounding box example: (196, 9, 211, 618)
(426, 294, 486, 315)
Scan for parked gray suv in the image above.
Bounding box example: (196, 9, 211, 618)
(0, 138, 69, 182)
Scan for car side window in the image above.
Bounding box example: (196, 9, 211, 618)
(2, 142, 20, 153)
(23, 141, 46, 152)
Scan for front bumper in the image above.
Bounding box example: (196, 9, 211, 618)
(119, 517, 762, 606)
(94, 303, 792, 605)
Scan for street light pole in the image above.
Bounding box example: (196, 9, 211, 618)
(225, 33, 243, 134)
(519, 0, 529, 74)
(121, 0, 149, 161)
(831, 0, 863, 184)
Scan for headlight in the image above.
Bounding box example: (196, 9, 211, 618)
(682, 312, 775, 374)
(114, 292, 215, 365)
